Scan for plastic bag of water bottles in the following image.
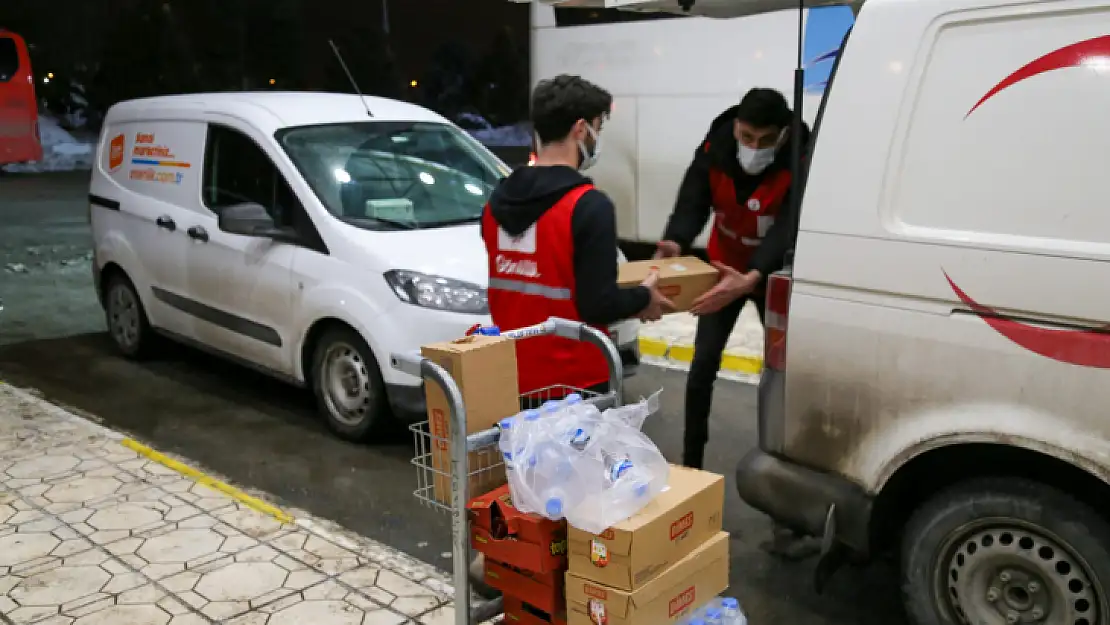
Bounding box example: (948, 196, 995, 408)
(680, 596, 747, 625)
(497, 391, 669, 534)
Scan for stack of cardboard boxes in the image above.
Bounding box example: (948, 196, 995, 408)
(565, 466, 728, 625)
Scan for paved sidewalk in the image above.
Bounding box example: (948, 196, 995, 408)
(0, 384, 470, 625)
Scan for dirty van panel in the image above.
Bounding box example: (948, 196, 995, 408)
(104, 121, 206, 210)
(781, 290, 1110, 493)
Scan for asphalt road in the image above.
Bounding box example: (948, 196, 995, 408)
(0, 172, 907, 625)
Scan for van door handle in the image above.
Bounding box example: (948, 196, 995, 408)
(155, 215, 176, 231)
(186, 226, 209, 243)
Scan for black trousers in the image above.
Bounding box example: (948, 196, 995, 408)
(683, 295, 765, 469)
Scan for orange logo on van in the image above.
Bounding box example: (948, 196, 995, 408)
(108, 134, 125, 172)
(670, 512, 693, 540)
(669, 586, 696, 617)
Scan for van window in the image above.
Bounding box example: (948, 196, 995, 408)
(202, 125, 300, 228)
(0, 38, 19, 82)
(554, 7, 685, 27)
(277, 121, 508, 231)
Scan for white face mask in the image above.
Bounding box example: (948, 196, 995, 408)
(738, 144, 776, 175)
(577, 124, 602, 171)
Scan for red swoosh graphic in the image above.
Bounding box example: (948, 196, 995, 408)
(945, 272, 1110, 368)
(966, 35, 1110, 118)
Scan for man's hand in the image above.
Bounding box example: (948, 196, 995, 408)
(653, 240, 681, 260)
(689, 262, 761, 316)
(637, 268, 676, 322)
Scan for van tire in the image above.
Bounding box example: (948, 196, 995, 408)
(310, 326, 389, 442)
(103, 274, 157, 359)
(901, 477, 1110, 625)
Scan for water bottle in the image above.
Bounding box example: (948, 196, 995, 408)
(704, 606, 724, 625)
(604, 453, 650, 498)
(686, 618, 707, 625)
(540, 485, 569, 519)
(721, 598, 745, 625)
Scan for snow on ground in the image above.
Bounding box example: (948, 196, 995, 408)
(2, 114, 96, 174)
(469, 123, 531, 147)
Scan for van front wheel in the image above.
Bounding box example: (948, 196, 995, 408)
(901, 478, 1110, 625)
(310, 326, 389, 442)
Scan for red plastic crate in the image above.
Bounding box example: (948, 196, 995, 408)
(484, 559, 565, 615)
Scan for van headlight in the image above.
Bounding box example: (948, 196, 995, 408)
(384, 270, 488, 315)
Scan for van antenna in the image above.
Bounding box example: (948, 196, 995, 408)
(329, 39, 373, 117)
(785, 0, 805, 267)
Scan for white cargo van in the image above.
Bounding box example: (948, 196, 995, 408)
(532, 0, 1110, 622)
(89, 92, 640, 442)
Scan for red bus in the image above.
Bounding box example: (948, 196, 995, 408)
(0, 30, 42, 166)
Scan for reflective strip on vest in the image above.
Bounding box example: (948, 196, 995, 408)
(488, 277, 572, 301)
(741, 237, 762, 246)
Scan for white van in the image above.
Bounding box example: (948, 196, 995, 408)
(89, 92, 640, 441)
(535, 0, 1110, 622)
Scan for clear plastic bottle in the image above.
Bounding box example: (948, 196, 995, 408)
(704, 606, 724, 625)
(686, 618, 707, 625)
(720, 598, 745, 625)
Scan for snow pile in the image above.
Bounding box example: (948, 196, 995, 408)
(2, 114, 96, 174)
(469, 122, 531, 147)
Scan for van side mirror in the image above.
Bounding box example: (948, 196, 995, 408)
(217, 202, 298, 243)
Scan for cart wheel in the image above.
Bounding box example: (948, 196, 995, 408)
(901, 477, 1110, 625)
(310, 326, 389, 442)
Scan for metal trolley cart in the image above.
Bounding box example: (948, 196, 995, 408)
(391, 317, 625, 625)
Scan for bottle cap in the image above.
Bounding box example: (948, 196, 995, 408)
(565, 393, 582, 404)
(689, 620, 707, 625)
(478, 326, 501, 336)
(706, 609, 723, 619)
(545, 497, 563, 517)
(523, 409, 541, 421)
(721, 598, 739, 610)
(498, 418, 512, 430)
(541, 400, 560, 413)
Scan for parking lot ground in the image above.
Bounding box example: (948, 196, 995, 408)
(0, 172, 908, 624)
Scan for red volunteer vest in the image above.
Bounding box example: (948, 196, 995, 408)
(706, 145, 793, 272)
(481, 184, 610, 393)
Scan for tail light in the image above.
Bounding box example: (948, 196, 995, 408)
(527, 152, 536, 166)
(764, 272, 792, 370)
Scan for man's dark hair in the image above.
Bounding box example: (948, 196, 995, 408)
(735, 88, 792, 130)
(531, 74, 613, 144)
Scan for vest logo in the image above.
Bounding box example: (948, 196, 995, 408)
(497, 225, 538, 254)
(670, 511, 693, 540)
(669, 586, 696, 616)
(496, 254, 541, 279)
(747, 198, 761, 212)
(108, 134, 126, 172)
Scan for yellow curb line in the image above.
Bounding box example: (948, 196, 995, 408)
(120, 438, 295, 525)
(638, 337, 763, 374)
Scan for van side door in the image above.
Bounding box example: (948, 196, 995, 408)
(181, 122, 324, 377)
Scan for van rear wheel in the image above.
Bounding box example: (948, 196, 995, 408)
(901, 478, 1110, 625)
(310, 326, 389, 442)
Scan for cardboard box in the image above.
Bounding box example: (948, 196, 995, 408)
(469, 484, 568, 574)
(504, 595, 568, 625)
(617, 257, 720, 312)
(568, 465, 724, 591)
(423, 335, 520, 505)
(485, 559, 565, 615)
(566, 531, 729, 625)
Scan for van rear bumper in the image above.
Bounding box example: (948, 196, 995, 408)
(735, 449, 873, 556)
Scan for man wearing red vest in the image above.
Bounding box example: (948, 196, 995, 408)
(656, 88, 811, 470)
(481, 74, 673, 397)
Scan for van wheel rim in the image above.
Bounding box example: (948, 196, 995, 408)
(940, 520, 1100, 625)
(320, 342, 374, 427)
(108, 285, 140, 350)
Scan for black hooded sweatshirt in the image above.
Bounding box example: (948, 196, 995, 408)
(484, 165, 650, 326)
(662, 104, 812, 278)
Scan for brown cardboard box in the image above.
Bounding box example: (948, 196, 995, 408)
(423, 335, 520, 505)
(567, 465, 724, 591)
(566, 531, 729, 625)
(617, 257, 720, 312)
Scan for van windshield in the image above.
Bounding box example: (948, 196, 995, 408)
(277, 121, 510, 231)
